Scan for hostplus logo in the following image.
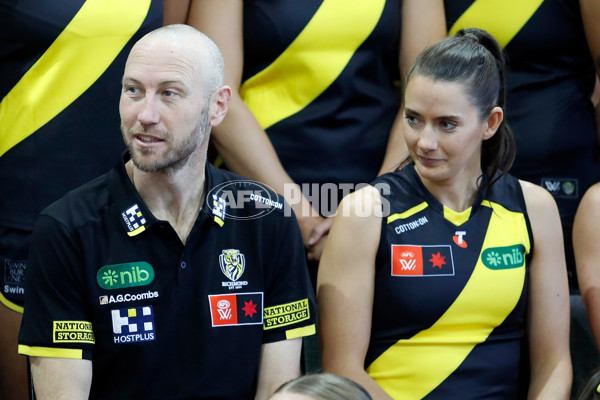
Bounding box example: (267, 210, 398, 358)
(97, 262, 154, 290)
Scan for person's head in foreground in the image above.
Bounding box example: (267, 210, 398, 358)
(269, 373, 372, 400)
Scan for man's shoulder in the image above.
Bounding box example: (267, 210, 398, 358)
(41, 173, 111, 228)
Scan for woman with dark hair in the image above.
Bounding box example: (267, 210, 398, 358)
(317, 28, 572, 399)
(269, 373, 372, 400)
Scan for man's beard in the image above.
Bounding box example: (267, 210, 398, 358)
(121, 112, 210, 175)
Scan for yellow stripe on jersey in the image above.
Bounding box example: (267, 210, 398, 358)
(239, 0, 386, 130)
(0, 0, 151, 157)
(0, 292, 24, 314)
(448, 0, 545, 49)
(285, 324, 316, 340)
(367, 201, 530, 399)
(443, 206, 471, 226)
(387, 202, 428, 224)
(18, 344, 83, 359)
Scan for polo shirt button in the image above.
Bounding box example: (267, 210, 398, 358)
(180, 261, 187, 269)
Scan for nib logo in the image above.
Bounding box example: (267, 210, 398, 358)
(453, 231, 467, 248)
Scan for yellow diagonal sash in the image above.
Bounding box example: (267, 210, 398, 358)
(367, 201, 529, 399)
(0, 0, 151, 157)
(449, 0, 545, 49)
(239, 0, 386, 130)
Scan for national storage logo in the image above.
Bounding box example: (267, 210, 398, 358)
(482, 244, 526, 270)
(53, 320, 95, 344)
(264, 298, 310, 330)
(97, 262, 154, 290)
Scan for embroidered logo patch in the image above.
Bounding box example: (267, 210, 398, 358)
(97, 262, 154, 290)
(482, 245, 525, 270)
(541, 178, 578, 199)
(212, 194, 227, 226)
(111, 306, 156, 344)
(120, 204, 147, 236)
(391, 245, 455, 277)
(453, 231, 467, 248)
(3, 259, 26, 297)
(53, 321, 95, 344)
(208, 292, 263, 327)
(264, 298, 310, 330)
(219, 249, 248, 290)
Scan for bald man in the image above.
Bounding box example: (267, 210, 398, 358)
(18, 25, 317, 400)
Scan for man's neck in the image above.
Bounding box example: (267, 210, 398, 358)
(126, 158, 207, 244)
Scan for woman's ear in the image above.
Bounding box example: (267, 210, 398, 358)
(483, 106, 504, 140)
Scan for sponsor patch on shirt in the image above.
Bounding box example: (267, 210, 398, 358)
(541, 178, 578, 199)
(99, 290, 159, 305)
(482, 245, 526, 270)
(3, 259, 26, 297)
(97, 262, 154, 290)
(111, 306, 156, 344)
(120, 204, 147, 236)
(391, 245, 455, 277)
(264, 298, 310, 330)
(212, 194, 227, 226)
(208, 292, 263, 327)
(53, 321, 95, 344)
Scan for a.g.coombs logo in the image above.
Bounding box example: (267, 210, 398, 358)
(97, 262, 154, 290)
(482, 244, 526, 270)
(207, 180, 283, 221)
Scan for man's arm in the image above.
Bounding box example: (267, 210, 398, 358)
(30, 357, 92, 400)
(254, 338, 302, 400)
(377, 0, 446, 175)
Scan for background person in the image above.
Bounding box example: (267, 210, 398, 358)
(269, 373, 372, 400)
(0, 1, 187, 398)
(317, 28, 571, 399)
(17, 24, 317, 399)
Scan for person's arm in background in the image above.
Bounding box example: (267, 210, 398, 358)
(521, 181, 572, 399)
(574, 183, 600, 349)
(580, 0, 600, 160)
(163, 0, 190, 25)
(29, 357, 92, 400)
(317, 186, 392, 400)
(377, 0, 446, 175)
(254, 339, 302, 400)
(186, 0, 326, 257)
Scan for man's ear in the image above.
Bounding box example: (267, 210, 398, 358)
(483, 106, 503, 140)
(209, 86, 232, 127)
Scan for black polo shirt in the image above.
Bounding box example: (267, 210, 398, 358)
(18, 153, 316, 400)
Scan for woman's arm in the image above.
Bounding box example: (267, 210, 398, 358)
(580, 0, 600, 151)
(317, 186, 392, 400)
(187, 0, 326, 252)
(378, 0, 446, 175)
(520, 181, 572, 399)
(574, 183, 600, 349)
(162, 0, 190, 25)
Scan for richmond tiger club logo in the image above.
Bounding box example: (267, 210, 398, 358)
(219, 249, 248, 290)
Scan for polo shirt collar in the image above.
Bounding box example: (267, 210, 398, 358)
(109, 152, 226, 238)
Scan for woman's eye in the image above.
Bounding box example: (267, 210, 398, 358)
(441, 121, 457, 130)
(405, 116, 419, 125)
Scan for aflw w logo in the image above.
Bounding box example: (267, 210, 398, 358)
(218, 308, 232, 320)
(400, 259, 417, 270)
